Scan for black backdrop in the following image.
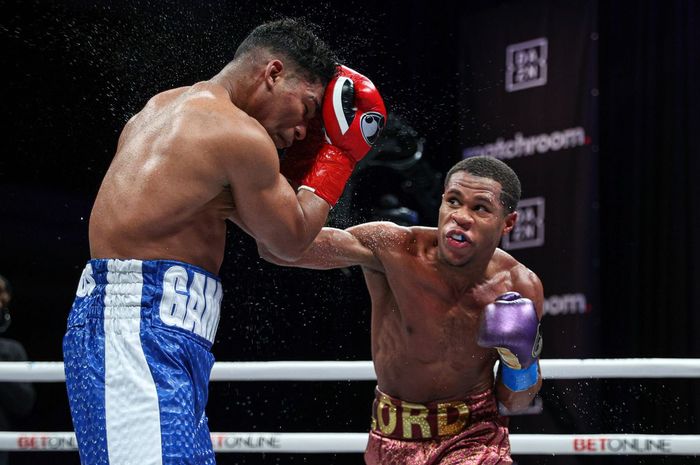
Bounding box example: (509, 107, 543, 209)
(458, 0, 603, 448)
(1, 1, 698, 464)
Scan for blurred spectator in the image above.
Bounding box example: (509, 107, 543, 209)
(0, 274, 35, 465)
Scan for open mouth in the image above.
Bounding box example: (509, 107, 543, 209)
(446, 230, 472, 247)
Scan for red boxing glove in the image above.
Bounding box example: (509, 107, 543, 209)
(298, 65, 387, 206)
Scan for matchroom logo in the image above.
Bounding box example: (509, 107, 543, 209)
(544, 293, 589, 316)
(462, 127, 589, 160)
(502, 197, 545, 250)
(506, 37, 548, 92)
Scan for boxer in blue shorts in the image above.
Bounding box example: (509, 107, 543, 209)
(64, 259, 221, 464)
(63, 18, 386, 464)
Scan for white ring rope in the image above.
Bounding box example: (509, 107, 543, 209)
(1, 358, 699, 382)
(2, 432, 699, 455)
(4, 359, 698, 455)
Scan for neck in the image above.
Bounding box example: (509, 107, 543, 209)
(435, 246, 494, 293)
(210, 61, 260, 112)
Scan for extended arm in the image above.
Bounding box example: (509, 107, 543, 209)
(258, 222, 388, 272)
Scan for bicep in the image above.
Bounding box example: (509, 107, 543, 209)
(232, 165, 318, 254)
(217, 122, 326, 257)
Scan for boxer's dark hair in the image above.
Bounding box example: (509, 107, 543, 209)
(234, 18, 337, 86)
(444, 156, 521, 214)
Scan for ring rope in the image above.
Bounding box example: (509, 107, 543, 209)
(4, 359, 699, 456)
(2, 358, 699, 382)
(3, 432, 699, 454)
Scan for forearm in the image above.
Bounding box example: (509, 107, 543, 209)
(270, 189, 330, 260)
(477, 291, 544, 414)
(243, 188, 329, 262)
(230, 180, 328, 251)
(260, 223, 381, 271)
(495, 362, 542, 413)
(258, 227, 351, 269)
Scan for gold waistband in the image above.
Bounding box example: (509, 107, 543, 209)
(370, 389, 471, 440)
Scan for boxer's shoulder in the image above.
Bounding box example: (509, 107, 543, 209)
(176, 84, 253, 132)
(370, 224, 437, 261)
(409, 225, 438, 240)
(487, 250, 538, 287)
(348, 221, 414, 251)
(172, 88, 276, 168)
(143, 85, 190, 108)
(492, 249, 543, 315)
(408, 226, 439, 253)
(492, 247, 519, 269)
(153, 82, 250, 129)
(497, 251, 540, 288)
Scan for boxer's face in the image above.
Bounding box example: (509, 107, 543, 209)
(257, 62, 323, 149)
(437, 171, 517, 267)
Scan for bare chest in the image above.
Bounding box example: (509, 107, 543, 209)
(380, 261, 500, 351)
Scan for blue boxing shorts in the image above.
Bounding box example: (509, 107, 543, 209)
(63, 259, 222, 465)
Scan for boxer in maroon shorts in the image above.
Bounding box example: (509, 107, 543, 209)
(255, 156, 544, 464)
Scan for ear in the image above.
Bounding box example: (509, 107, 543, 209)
(264, 59, 284, 90)
(501, 210, 518, 235)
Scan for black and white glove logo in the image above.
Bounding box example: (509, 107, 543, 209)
(360, 112, 385, 146)
(531, 323, 543, 358)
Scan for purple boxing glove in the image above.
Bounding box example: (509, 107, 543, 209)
(477, 292, 543, 391)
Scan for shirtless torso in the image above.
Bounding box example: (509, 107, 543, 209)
(90, 76, 327, 273)
(90, 84, 237, 272)
(362, 226, 541, 403)
(259, 169, 544, 407)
